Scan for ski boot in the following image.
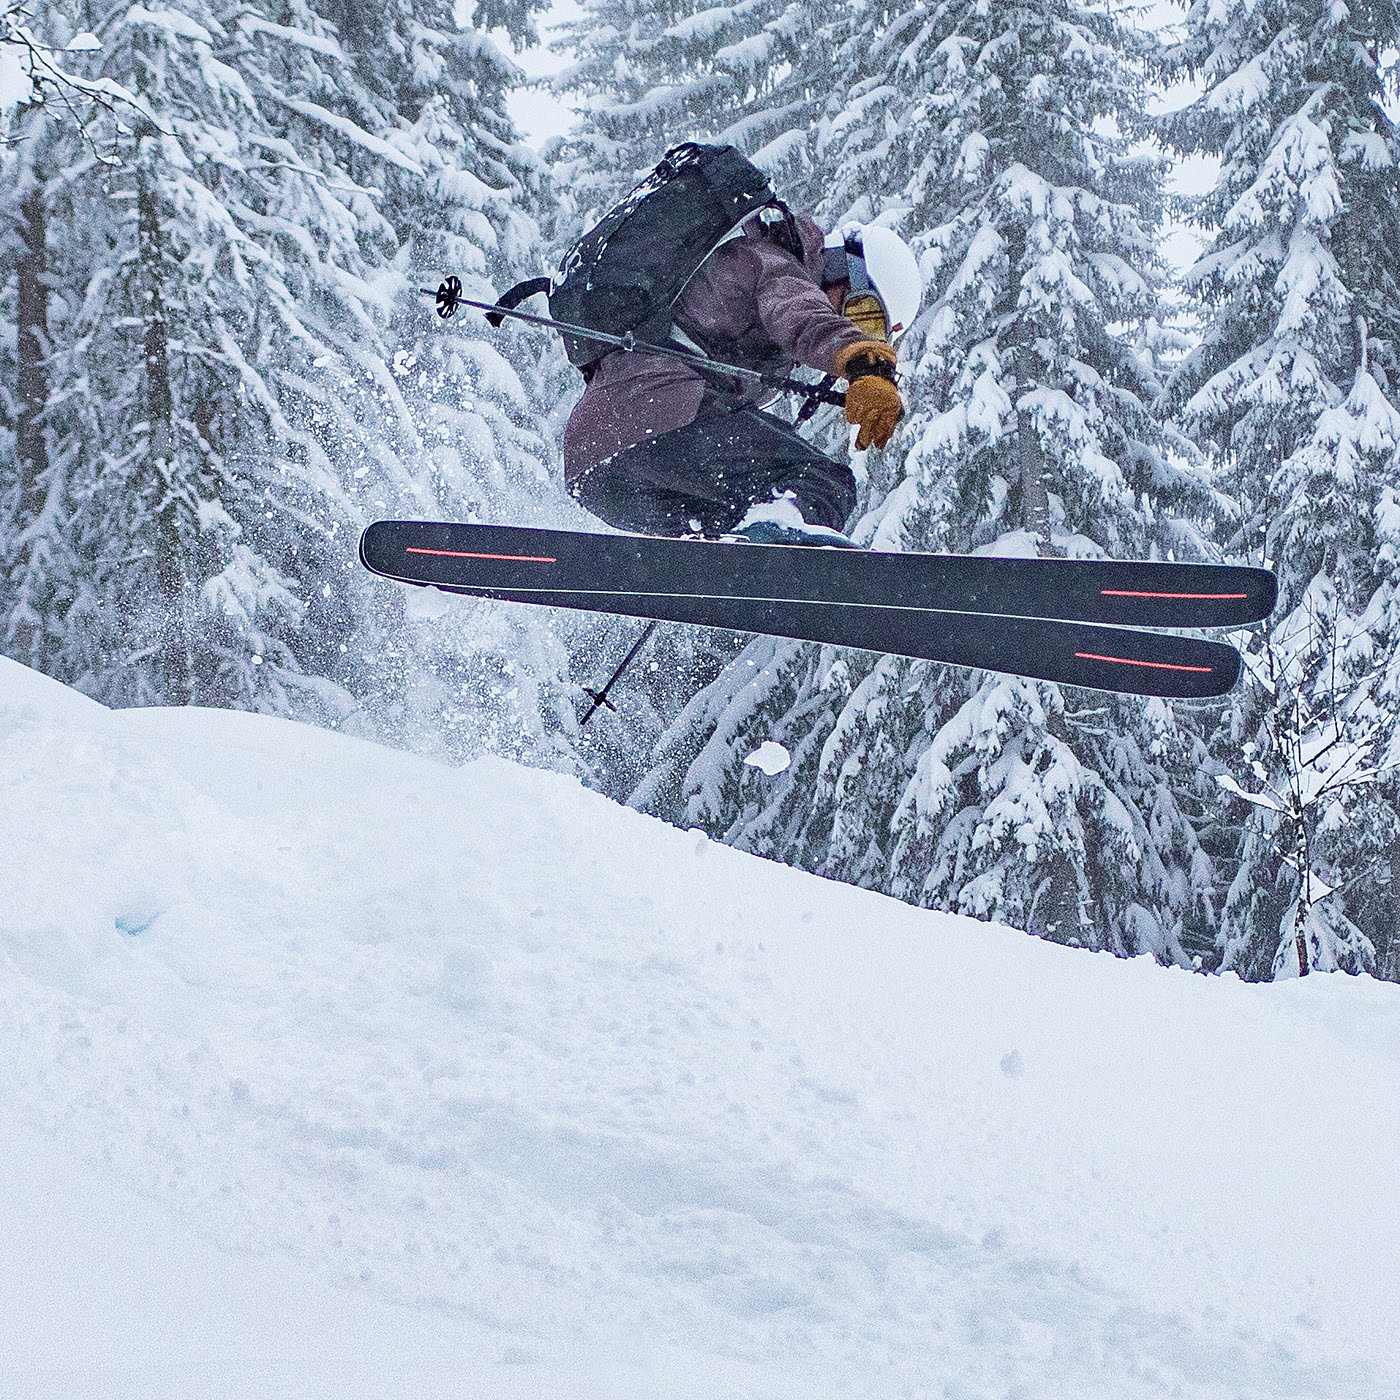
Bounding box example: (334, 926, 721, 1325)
(724, 497, 860, 549)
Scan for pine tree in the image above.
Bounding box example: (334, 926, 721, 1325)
(1, 0, 127, 675)
(2, 0, 585, 768)
(634, 0, 1224, 961)
(290, 0, 586, 767)
(547, 0, 822, 218)
(1, 91, 58, 670)
(1163, 0, 1400, 977)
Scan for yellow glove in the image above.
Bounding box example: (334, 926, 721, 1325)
(833, 340, 903, 450)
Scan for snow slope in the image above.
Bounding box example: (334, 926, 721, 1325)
(1, 655, 1398, 1400)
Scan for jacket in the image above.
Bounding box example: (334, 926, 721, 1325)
(561, 213, 866, 485)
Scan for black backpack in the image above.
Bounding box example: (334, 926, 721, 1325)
(494, 143, 780, 373)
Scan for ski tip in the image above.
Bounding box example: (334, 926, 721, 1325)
(1211, 644, 1243, 696)
(1068, 640, 1241, 698)
(1255, 567, 1279, 623)
(1219, 564, 1276, 627)
(360, 520, 419, 577)
(1093, 565, 1278, 628)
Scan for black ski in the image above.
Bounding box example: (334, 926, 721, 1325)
(361, 521, 1273, 630)
(361, 521, 1251, 698)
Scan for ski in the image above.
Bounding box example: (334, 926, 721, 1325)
(361, 522, 1249, 698)
(360, 520, 1274, 630)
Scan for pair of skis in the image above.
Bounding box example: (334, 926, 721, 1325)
(359, 521, 1276, 699)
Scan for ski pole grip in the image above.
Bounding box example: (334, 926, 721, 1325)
(487, 277, 552, 328)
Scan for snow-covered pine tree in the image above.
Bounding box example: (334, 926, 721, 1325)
(547, 0, 816, 215)
(633, 0, 1225, 961)
(0, 0, 137, 676)
(10, 0, 345, 713)
(0, 87, 57, 671)
(272, 0, 586, 769)
(2, 0, 586, 768)
(1162, 0, 1400, 978)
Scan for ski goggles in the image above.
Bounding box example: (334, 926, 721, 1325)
(824, 239, 890, 341)
(841, 290, 890, 341)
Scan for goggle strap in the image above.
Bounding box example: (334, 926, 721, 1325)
(823, 238, 872, 292)
(844, 234, 871, 291)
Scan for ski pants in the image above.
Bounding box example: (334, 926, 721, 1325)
(570, 402, 857, 539)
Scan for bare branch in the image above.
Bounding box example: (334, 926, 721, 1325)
(2, 3, 159, 160)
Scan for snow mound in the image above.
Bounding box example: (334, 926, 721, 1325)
(1, 655, 1398, 1398)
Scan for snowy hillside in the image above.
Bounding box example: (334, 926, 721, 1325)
(2, 656, 1398, 1400)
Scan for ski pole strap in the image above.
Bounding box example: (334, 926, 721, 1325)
(486, 277, 552, 328)
(795, 374, 839, 422)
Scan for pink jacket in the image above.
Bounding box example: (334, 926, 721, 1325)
(562, 214, 866, 484)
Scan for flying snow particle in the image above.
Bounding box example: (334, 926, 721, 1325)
(1000, 1050, 1025, 1080)
(744, 741, 791, 776)
(404, 585, 453, 621)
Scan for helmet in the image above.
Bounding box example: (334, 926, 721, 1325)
(822, 224, 924, 341)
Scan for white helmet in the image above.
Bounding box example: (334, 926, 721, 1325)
(823, 224, 924, 341)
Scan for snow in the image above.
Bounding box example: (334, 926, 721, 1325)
(664, 7, 735, 43)
(271, 96, 426, 176)
(2, 655, 1399, 1398)
(124, 4, 215, 47)
(743, 739, 791, 775)
(236, 15, 344, 62)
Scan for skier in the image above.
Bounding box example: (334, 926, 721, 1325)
(559, 172, 923, 547)
(372, 146, 1273, 702)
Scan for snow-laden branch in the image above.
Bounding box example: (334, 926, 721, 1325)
(1, 2, 156, 155)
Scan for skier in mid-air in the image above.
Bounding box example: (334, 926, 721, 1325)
(555, 151, 924, 548)
(369, 146, 1274, 702)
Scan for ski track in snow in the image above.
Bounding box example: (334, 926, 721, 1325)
(1, 656, 1397, 1399)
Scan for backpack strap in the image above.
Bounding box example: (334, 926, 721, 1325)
(755, 200, 805, 264)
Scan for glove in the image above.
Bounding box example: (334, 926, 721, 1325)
(833, 339, 903, 450)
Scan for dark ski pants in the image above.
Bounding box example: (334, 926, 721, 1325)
(570, 403, 857, 538)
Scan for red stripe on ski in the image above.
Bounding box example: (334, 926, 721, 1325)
(405, 546, 557, 564)
(1074, 651, 1215, 675)
(1100, 589, 1248, 600)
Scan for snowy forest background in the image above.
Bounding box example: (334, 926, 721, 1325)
(3, 0, 1400, 984)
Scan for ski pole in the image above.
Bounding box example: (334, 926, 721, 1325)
(419, 278, 847, 408)
(580, 620, 659, 729)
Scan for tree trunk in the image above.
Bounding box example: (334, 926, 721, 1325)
(1292, 829, 1311, 977)
(1017, 402, 1051, 549)
(5, 105, 53, 666)
(138, 132, 175, 501)
(15, 137, 49, 528)
(1010, 344, 1051, 551)
(136, 126, 192, 703)
(1385, 829, 1400, 980)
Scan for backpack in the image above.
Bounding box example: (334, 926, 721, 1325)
(495, 143, 780, 373)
